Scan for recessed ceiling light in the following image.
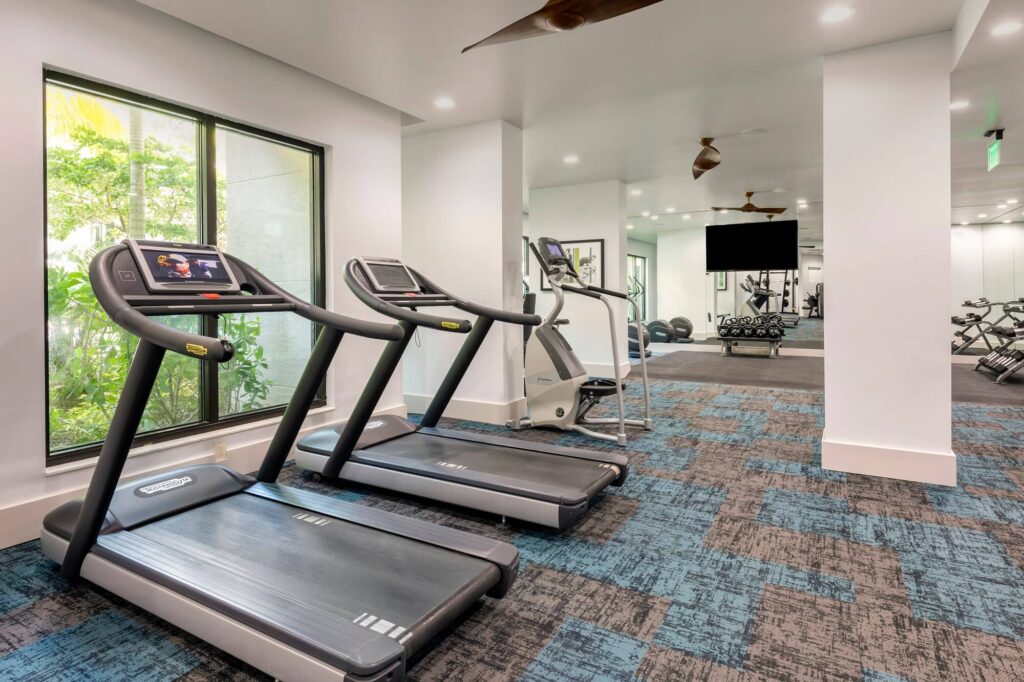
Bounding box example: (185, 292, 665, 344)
(960, 221, 970, 226)
(797, 198, 808, 203)
(949, 100, 971, 111)
(719, 209, 729, 215)
(433, 96, 455, 109)
(630, 188, 643, 196)
(642, 210, 650, 217)
(666, 207, 675, 213)
(820, 6, 855, 24)
(998, 204, 1008, 209)
(651, 215, 660, 220)
(627, 223, 635, 230)
(991, 21, 1023, 37)
(562, 154, 579, 165)
(1008, 198, 1019, 204)
(682, 214, 691, 220)
(1004, 219, 1013, 224)
(979, 213, 988, 218)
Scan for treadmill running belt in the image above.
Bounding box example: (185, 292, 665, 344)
(353, 432, 618, 505)
(94, 493, 499, 673)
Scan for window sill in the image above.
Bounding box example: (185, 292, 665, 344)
(44, 404, 336, 477)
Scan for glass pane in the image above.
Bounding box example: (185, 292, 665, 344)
(46, 83, 202, 453)
(215, 127, 316, 415)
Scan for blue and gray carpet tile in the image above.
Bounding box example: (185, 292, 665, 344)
(2, 378, 1023, 680)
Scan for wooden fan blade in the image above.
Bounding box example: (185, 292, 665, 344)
(463, 0, 664, 53)
(754, 207, 787, 215)
(692, 143, 721, 180)
(710, 207, 745, 212)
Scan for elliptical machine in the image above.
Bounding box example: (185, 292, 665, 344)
(512, 237, 653, 446)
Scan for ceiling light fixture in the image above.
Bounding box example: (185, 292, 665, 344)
(627, 224, 635, 230)
(960, 221, 970, 226)
(630, 188, 643, 196)
(991, 21, 1023, 37)
(998, 204, 1008, 209)
(820, 5, 855, 24)
(651, 215, 660, 220)
(979, 213, 988, 218)
(666, 207, 675, 213)
(719, 209, 729, 215)
(949, 100, 971, 111)
(642, 211, 650, 217)
(682, 214, 691, 220)
(1004, 219, 1013, 224)
(433, 96, 456, 109)
(1009, 198, 1019, 204)
(562, 154, 579, 165)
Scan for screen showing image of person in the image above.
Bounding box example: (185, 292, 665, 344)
(143, 250, 233, 283)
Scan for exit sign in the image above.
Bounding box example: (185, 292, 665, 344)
(988, 139, 1002, 172)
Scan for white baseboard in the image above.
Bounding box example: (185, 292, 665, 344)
(404, 393, 525, 425)
(0, 403, 406, 550)
(822, 432, 956, 486)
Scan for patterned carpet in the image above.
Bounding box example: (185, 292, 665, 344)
(3, 378, 1024, 681)
(781, 318, 823, 342)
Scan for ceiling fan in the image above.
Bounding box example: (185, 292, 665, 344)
(462, 0, 664, 53)
(711, 191, 787, 216)
(692, 138, 721, 180)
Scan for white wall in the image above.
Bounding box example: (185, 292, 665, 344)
(527, 181, 629, 376)
(822, 33, 955, 485)
(627, 238, 658, 320)
(0, 0, 403, 547)
(402, 121, 524, 423)
(656, 228, 712, 338)
(951, 222, 1024, 315)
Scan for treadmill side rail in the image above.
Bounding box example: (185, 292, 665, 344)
(421, 426, 630, 485)
(247, 483, 519, 597)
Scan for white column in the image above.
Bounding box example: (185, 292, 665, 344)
(822, 33, 955, 485)
(401, 120, 524, 424)
(528, 181, 629, 377)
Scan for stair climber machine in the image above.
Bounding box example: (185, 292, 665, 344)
(295, 256, 629, 530)
(41, 239, 519, 682)
(512, 238, 653, 446)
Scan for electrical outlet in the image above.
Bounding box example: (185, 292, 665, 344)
(213, 442, 228, 462)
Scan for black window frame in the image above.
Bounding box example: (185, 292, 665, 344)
(44, 70, 327, 466)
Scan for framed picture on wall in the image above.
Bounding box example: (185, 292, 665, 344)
(716, 271, 727, 291)
(541, 239, 605, 290)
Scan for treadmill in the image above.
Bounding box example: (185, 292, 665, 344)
(41, 240, 518, 682)
(295, 257, 629, 530)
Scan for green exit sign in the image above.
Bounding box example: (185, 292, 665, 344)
(988, 139, 1002, 172)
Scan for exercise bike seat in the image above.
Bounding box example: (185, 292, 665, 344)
(580, 378, 626, 398)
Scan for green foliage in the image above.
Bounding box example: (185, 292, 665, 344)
(47, 108, 273, 452)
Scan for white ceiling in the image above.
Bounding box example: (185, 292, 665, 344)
(136, 0, 965, 246)
(951, 0, 1024, 228)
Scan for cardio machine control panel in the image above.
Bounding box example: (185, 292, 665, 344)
(353, 257, 455, 306)
(127, 239, 241, 294)
(533, 238, 578, 277)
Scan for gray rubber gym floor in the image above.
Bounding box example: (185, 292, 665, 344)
(643, 352, 1024, 405)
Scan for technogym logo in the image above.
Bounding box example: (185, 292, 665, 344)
(365, 420, 385, 430)
(135, 475, 196, 498)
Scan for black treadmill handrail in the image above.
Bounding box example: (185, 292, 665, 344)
(408, 266, 543, 327)
(91, 245, 402, 364)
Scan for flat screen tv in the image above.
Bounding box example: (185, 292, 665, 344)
(705, 220, 799, 272)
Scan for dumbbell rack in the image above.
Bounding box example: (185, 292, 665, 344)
(974, 326, 1024, 384)
(716, 315, 785, 359)
(951, 298, 994, 355)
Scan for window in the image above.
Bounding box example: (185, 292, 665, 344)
(627, 254, 647, 322)
(45, 72, 325, 463)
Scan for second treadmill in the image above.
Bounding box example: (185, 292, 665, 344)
(295, 257, 629, 529)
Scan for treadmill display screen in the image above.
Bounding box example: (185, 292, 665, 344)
(141, 248, 234, 284)
(546, 242, 565, 258)
(367, 263, 418, 291)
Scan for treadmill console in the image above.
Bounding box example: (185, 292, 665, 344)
(127, 239, 241, 294)
(356, 257, 423, 294)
